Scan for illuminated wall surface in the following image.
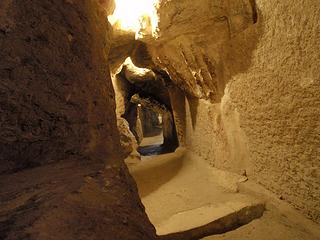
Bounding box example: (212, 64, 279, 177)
(108, 0, 159, 38)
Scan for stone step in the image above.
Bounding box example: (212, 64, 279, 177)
(157, 201, 265, 240)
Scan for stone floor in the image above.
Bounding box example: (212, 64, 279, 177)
(126, 134, 320, 240)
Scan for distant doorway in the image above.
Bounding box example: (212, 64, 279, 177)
(137, 106, 165, 156)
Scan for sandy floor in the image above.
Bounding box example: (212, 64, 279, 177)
(127, 135, 320, 240)
(129, 149, 263, 236)
(128, 128, 265, 238)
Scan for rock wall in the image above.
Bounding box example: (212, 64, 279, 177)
(0, 0, 121, 172)
(150, 0, 257, 102)
(0, 1, 157, 239)
(224, 0, 320, 222)
(153, 0, 320, 223)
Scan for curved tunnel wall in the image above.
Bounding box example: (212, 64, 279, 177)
(150, 0, 320, 223)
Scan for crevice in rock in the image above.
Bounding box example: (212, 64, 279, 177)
(249, 0, 258, 23)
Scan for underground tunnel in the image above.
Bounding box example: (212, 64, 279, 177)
(112, 57, 179, 156)
(0, 0, 319, 240)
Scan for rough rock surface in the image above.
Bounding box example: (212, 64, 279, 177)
(117, 117, 139, 156)
(0, 0, 120, 172)
(109, 29, 136, 73)
(149, 0, 320, 223)
(0, 0, 157, 239)
(148, 0, 257, 102)
(223, 0, 320, 222)
(0, 160, 156, 240)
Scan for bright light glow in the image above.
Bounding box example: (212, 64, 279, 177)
(108, 0, 159, 38)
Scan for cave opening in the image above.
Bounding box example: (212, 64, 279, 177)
(136, 104, 165, 156)
(112, 56, 179, 157)
(132, 93, 179, 156)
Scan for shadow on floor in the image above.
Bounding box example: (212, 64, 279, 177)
(138, 144, 174, 156)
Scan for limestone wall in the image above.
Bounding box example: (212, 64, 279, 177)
(224, 0, 320, 222)
(156, 0, 320, 223)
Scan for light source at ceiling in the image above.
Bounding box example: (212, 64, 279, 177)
(108, 0, 159, 38)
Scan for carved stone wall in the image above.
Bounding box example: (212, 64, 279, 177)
(150, 0, 320, 223)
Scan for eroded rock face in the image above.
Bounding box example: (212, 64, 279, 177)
(123, 103, 144, 144)
(0, 0, 157, 239)
(0, 0, 120, 172)
(222, 0, 320, 223)
(151, 0, 320, 223)
(147, 0, 257, 102)
(117, 117, 139, 156)
(123, 58, 156, 84)
(109, 29, 136, 73)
